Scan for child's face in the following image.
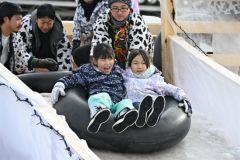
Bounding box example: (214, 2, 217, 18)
(94, 58, 115, 74)
(130, 55, 147, 74)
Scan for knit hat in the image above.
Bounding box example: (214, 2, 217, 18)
(109, 0, 132, 8)
(0, 1, 24, 19)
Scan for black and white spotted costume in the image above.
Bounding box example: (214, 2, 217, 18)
(73, 0, 108, 46)
(90, 9, 154, 58)
(13, 10, 72, 74)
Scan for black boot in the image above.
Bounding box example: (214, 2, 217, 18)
(146, 96, 165, 127)
(135, 96, 153, 128)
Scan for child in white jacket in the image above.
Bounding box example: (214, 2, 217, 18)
(123, 49, 192, 128)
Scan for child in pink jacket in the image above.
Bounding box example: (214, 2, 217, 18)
(123, 49, 192, 128)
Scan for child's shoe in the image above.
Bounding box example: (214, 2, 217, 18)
(135, 96, 153, 128)
(112, 108, 138, 133)
(87, 108, 111, 133)
(146, 96, 165, 127)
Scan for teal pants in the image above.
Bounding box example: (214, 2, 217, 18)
(88, 92, 134, 118)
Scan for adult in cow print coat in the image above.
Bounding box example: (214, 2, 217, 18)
(13, 4, 72, 74)
(0, 2, 24, 73)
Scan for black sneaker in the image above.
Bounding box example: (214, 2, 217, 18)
(135, 96, 153, 128)
(87, 108, 111, 133)
(146, 96, 165, 127)
(112, 109, 138, 133)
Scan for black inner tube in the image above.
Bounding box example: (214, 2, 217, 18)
(18, 71, 191, 153)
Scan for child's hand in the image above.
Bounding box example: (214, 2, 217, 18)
(178, 99, 192, 117)
(51, 82, 66, 104)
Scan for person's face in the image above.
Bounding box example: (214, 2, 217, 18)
(130, 55, 147, 74)
(5, 14, 22, 32)
(36, 16, 54, 33)
(83, 0, 94, 4)
(110, 2, 130, 22)
(93, 57, 115, 74)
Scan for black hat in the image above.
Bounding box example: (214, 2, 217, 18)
(109, 0, 132, 8)
(0, 1, 24, 19)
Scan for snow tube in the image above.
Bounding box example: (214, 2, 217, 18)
(18, 71, 191, 153)
(153, 33, 162, 71)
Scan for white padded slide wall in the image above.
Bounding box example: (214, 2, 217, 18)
(0, 64, 100, 160)
(168, 35, 240, 147)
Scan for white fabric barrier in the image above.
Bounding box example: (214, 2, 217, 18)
(0, 64, 100, 160)
(168, 35, 240, 147)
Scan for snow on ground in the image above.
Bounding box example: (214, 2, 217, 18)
(93, 112, 240, 160)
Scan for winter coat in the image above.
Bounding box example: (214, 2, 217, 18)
(59, 63, 126, 104)
(73, 0, 108, 46)
(123, 65, 187, 103)
(13, 10, 72, 74)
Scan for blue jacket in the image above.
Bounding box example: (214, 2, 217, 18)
(59, 63, 126, 103)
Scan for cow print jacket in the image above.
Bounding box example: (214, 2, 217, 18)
(73, 0, 108, 46)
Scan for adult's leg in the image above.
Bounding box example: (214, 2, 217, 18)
(72, 44, 91, 67)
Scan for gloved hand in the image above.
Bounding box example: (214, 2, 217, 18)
(51, 82, 66, 104)
(72, 40, 80, 53)
(178, 98, 192, 117)
(29, 57, 58, 71)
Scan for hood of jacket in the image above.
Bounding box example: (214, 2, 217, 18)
(123, 64, 162, 79)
